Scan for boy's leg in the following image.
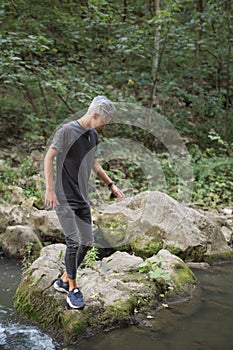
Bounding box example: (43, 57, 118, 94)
(75, 207, 94, 268)
(55, 206, 95, 308)
(61, 271, 68, 282)
(55, 265, 79, 293)
(55, 206, 81, 288)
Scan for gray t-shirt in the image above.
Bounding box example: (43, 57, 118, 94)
(50, 121, 98, 209)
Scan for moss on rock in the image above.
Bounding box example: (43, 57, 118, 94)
(171, 263, 196, 293)
(96, 212, 129, 248)
(131, 237, 163, 258)
(14, 276, 63, 331)
(203, 250, 233, 264)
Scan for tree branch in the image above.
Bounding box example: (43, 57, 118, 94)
(57, 94, 75, 113)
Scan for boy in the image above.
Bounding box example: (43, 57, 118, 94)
(44, 96, 124, 308)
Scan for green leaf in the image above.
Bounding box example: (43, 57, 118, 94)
(163, 274, 171, 281)
(148, 268, 164, 279)
(138, 261, 150, 273)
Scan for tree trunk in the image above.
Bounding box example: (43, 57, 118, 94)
(194, 0, 204, 80)
(146, 0, 160, 128)
(192, 0, 204, 119)
(122, 0, 127, 22)
(225, 0, 232, 141)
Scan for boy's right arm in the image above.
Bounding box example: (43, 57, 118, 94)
(44, 148, 59, 209)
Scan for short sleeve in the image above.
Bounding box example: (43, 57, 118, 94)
(50, 125, 70, 153)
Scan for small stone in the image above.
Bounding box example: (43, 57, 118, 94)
(223, 208, 232, 215)
(221, 226, 232, 244)
(186, 262, 210, 270)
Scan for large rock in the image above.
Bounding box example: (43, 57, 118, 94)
(14, 245, 196, 344)
(7, 185, 26, 205)
(94, 191, 233, 262)
(0, 225, 42, 259)
(146, 249, 196, 297)
(199, 207, 233, 246)
(0, 198, 38, 232)
(0, 204, 13, 234)
(0, 203, 30, 234)
(31, 210, 64, 243)
(0, 201, 64, 258)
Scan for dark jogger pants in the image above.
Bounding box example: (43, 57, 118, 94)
(55, 205, 93, 279)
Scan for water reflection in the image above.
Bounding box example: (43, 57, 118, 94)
(70, 264, 233, 350)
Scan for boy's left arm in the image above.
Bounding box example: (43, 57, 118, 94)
(92, 159, 124, 201)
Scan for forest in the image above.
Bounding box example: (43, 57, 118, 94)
(0, 0, 232, 208)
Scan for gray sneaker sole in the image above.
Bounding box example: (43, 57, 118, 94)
(66, 296, 85, 309)
(53, 281, 69, 293)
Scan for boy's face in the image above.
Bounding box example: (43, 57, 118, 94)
(93, 114, 112, 130)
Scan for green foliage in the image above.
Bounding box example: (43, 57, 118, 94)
(191, 150, 233, 208)
(22, 242, 35, 271)
(84, 247, 100, 269)
(95, 134, 232, 208)
(139, 259, 171, 282)
(0, 0, 232, 209)
(0, 0, 231, 145)
(0, 156, 41, 203)
(58, 250, 63, 263)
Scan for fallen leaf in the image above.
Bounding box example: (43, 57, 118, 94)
(162, 303, 169, 308)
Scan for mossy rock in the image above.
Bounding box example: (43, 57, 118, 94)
(14, 273, 138, 344)
(145, 249, 197, 299)
(14, 245, 197, 345)
(95, 212, 130, 248)
(95, 191, 233, 263)
(131, 237, 163, 258)
(0, 225, 42, 260)
(203, 250, 233, 264)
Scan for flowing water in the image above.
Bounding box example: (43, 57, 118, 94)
(0, 255, 233, 350)
(0, 256, 58, 349)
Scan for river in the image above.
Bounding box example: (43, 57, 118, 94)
(0, 255, 233, 350)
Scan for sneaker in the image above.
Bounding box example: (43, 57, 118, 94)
(67, 288, 85, 309)
(53, 278, 69, 293)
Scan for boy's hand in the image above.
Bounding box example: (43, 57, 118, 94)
(111, 184, 124, 201)
(45, 191, 59, 209)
